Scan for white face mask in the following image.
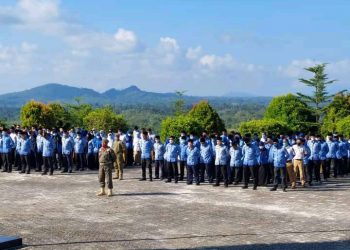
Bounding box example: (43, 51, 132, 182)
(259, 146, 264, 149)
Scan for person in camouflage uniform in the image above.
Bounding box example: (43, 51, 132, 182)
(113, 134, 125, 180)
(97, 138, 116, 197)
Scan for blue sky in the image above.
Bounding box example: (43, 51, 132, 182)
(0, 0, 349, 96)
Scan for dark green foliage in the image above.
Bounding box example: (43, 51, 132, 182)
(160, 115, 202, 142)
(336, 116, 350, 137)
(83, 106, 128, 132)
(20, 100, 55, 128)
(321, 92, 350, 134)
(297, 63, 342, 123)
(239, 119, 291, 136)
(264, 94, 316, 132)
(188, 100, 225, 134)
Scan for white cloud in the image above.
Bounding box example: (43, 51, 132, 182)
(159, 37, 179, 52)
(186, 46, 202, 60)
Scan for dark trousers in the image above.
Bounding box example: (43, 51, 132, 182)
(243, 166, 258, 187)
(273, 167, 287, 189)
(20, 155, 31, 173)
(306, 163, 313, 184)
(87, 153, 95, 169)
(311, 160, 321, 182)
(2, 152, 12, 172)
(215, 165, 228, 186)
(155, 160, 166, 179)
(43, 156, 53, 174)
(201, 162, 214, 183)
(35, 152, 43, 171)
(320, 160, 327, 180)
(187, 164, 199, 184)
(126, 148, 133, 166)
(94, 153, 99, 170)
(141, 158, 152, 180)
(179, 161, 186, 180)
(233, 167, 243, 183)
(325, 158, 335, 179)
(267, 163, 274, 184)
(63, 154, 73, 171)
(76, 153, 85, 170)
(0, 153, 2, 169)
(258, 164, 269, 186)
(14, 150, 22, 170)
(167, 161, 178, 182)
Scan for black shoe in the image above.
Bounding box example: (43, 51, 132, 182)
(68, 170, 72, 173)
(233, 182, 239, 185)
(154, 177, 160, 179)
(242, 186, 248, 189)
(213, 183, 220, 187)
(42, 172, 48, 175)
(61, 170, 67, 173)
(149, 179, 153, 182)
(26, 171, 30, 174)
(1, 170, 7, 172)
(139, 178, 146, 181)
(7, 170, 11, 173)
(19, 171, 25, 174)
(253, 186, 257, 190)
(49, 172, 53, 176)
(283, 188, 287, 192)
(187, 182, 193, 185)
(165, 180, 171, 183)
(175, 180, 178, 184)
(270, 187, 277, 191)
(35, 169, 41, 172)
(224, 184, 229, 188)
(196, 182, 200, 186)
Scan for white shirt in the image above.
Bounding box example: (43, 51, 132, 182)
(292, 145, 306, 160)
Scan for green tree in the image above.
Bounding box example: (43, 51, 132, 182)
(65, 100, 93, 128)
(297, 63, 342, 123)
(321, 92, 350, 134)
(47, 103, 72, 129)
(160, 115, 202, 142)
(83, 106, 128, 132)
(336, 116, 350, 137)
(20, 100, 55, 128)
(173, 90, 187, 116)
(188, 100, 225, 133)
(264, 93, 316, 132)
(238, 119, 291, 136)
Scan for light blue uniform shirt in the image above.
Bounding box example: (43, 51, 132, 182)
(272, 146, 288, 168)
(140, 139, 153, 159)
(165, 143, 180, 162)
(186, 147, 200, 166)
(229, 147, 242, 167)
(19, 138, 32, 156)
(74, 138, 84, 154)
(42, 137, 54, 157)
(242, 144, 259, 167)
(62, 136, 74, 155)
(153, 142, 165, 160)
(200, 143, 213, 164)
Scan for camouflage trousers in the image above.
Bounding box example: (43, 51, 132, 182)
(99, 164, 113, 189)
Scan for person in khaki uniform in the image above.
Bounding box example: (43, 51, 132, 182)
(113, 134, 125, 180)
(97, 138, 116, 197)
(292, 138, 308, 188)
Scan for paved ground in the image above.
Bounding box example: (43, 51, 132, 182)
(0, 166, 349, 250)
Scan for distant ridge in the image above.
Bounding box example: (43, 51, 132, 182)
(0, 83, 272, 107)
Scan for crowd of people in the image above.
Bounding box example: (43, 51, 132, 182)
(1, 125, 349, 196)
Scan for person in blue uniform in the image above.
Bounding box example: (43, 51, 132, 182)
(229, 141, 243, 185)
(42, 132, 54, 175)
(2, 129, 14, 173)
(178, 136, 188, 181)
(74, 132, 85, 171)
(62, 131, 74, 173)
(185, 139, 200, 185)
(165, 136, 180, 183)
(19, 131, 32, 174)
(140, 131, 154, 181)
(270, 139, 289, 192)
(242, 137, 259, 190)
(213, 137, 229, 187)
(153, 136, 166, 180)
(258, 141, 269, 186)
(200, 137, 214, 183)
